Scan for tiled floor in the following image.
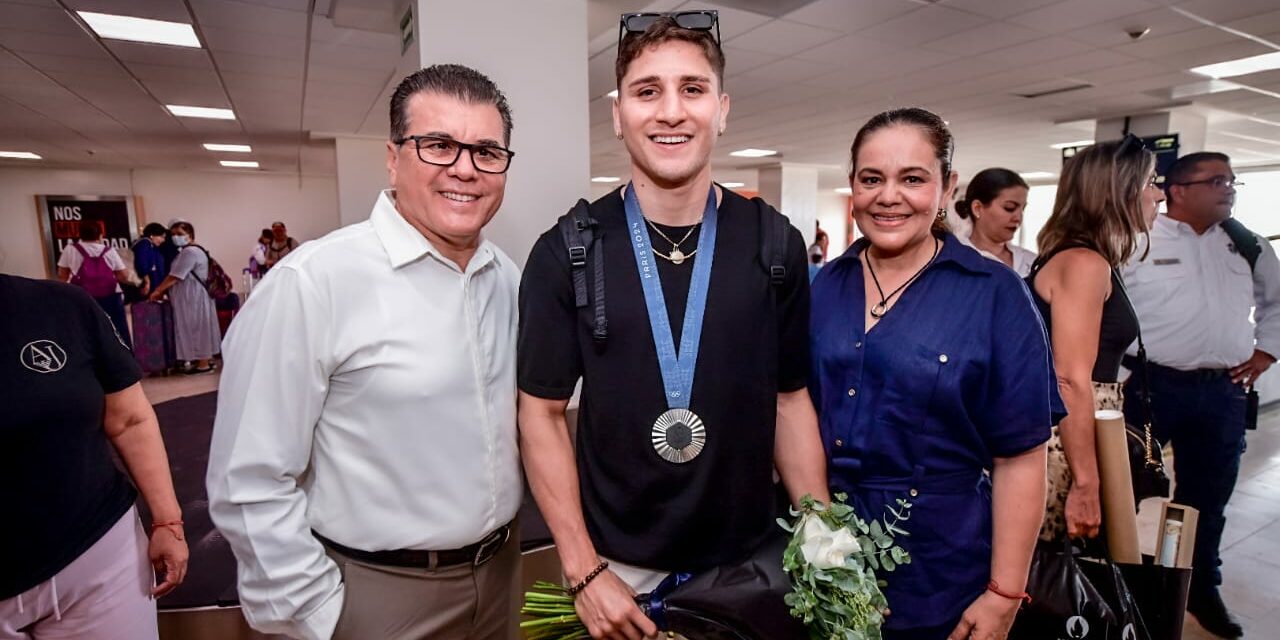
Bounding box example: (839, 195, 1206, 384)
(141, 368, 221, 404)
(1133, 406, 1280, 639)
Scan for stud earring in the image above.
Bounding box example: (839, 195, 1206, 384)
(936, 208, 947, 221)
(615, 132, 623, 140)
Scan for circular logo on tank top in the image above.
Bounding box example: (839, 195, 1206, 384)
(21, 340, 68, 374)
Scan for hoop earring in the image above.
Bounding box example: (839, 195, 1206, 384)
(936, 208, 947, 221)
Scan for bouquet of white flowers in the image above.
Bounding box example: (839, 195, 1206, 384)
(779, 493, 912, 640)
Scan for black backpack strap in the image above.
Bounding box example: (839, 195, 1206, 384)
(1220, 218, 1261, 272)
(755, 198, 789, 287)
(557, 199, 607, 342)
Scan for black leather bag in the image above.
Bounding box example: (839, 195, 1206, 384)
(637, 532, 806, 639)
(1116, 273, 1172, 502)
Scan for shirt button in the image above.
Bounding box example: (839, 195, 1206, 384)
(847, 388, 857, 397)
(938, 354, 949, 364)
(854, 341, 863, 348)
(835, 439, 844, 447)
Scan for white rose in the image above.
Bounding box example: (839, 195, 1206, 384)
(799, 514, 836, 566)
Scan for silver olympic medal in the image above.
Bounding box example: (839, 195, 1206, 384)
(651, 408, 707, 464)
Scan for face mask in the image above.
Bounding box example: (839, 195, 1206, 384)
(173, 236, 190, 247)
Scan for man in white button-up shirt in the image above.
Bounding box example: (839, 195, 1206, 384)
(1121, 152, 1279, 639)
(207, 65, 522, 640)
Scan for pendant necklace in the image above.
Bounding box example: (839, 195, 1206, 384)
(645, 217, 701, 265)
(866, 235, 941, 319)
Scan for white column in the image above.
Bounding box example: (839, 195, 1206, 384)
(332, 136, 389, 228)
(416, 0, 589, 267)
(756, 163, 819, 246)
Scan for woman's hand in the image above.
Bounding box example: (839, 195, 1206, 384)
(1065, 482, 1102, 539)
(948, 590, 1020, 640)
(148, 289, 164, 302)
(149, 524, 189, 597)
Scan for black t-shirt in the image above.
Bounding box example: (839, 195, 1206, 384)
(0, 275, 141, 598)
(519, 186, 810, 572)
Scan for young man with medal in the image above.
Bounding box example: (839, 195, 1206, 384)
(518, 12, 829, 640)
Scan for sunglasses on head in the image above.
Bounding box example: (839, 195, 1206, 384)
(618, 10, 721, 45)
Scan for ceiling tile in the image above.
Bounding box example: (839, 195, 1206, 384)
(202, 25, 304, 59)
(924, 21, 1043, 56)
(727, 19, 844, 57)
(782, 0, 922, 33)
(189, 0, 306, 36)
(1009, 0, 1161, 33)
(855, 6, 991, 46)
(1172, 0, 1280, 25)
(792, 33, 898, 65)
(938, 0, 1060, 20)
(0, 28, 104, 57)
(1064, 8, 1201, 48)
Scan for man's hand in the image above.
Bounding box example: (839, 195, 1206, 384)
(947, 590, 1020, 640)
(1064, 482, 1102, 539)
(1230, 349, 1276, 385)
(148, 290, 164, 302)
(574, 570, 658, 640)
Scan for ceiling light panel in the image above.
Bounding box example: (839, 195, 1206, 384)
(168, 105, 235, 120)
(77, 12, 201, 48)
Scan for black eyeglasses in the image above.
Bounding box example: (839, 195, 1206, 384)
(393, 135, 514, 174)
(1171, 176, 1243, 190)
(619, 10, 721, 46)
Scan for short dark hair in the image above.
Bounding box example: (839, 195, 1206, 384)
(142, 222, 167, 237)
(260, 228, 273, 240)
(79, 220, 103, 241)
(616, 16, 725, 88)
(955, 168, 1028, 219)
(390, 64, 513, 145)
(1165, 151, 1231, 203)
(171, 221, 195, 237)
(849, 108, 955, 234)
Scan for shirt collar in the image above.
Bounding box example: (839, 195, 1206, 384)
(371, 189, 495, 272)
(832, 232, 997, 276)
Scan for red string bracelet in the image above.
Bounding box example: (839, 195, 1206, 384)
(152, 520, 186, 541)
(987, 580, 1031, 605)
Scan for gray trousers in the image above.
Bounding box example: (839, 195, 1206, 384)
(325, 524, 521, 640)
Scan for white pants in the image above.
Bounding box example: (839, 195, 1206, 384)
(0, 507, 157, 640)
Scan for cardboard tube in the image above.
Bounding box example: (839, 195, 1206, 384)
(1095, 410, 1141, 563)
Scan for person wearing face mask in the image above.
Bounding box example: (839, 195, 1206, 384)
(811, 108, 1062, 640)
(518, 13, 828, 640)
(955, 169, 1035, 277)
(1024, 138, 1163, 550)
(1120, 152, 1278, 639)
(147, 222, 220, 374)
(207, 65, 522, 640)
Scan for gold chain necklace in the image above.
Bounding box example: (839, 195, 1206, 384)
(645, 217, 701, 265)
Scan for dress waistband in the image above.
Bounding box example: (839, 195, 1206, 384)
(851, 468, 986, 497)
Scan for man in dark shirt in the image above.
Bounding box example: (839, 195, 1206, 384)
(518, 13, 828, 640)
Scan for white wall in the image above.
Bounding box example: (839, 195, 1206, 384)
(417, 0, 589, 267)
(0, 167, 340, 292)
(816, 191, 849, 258)
(334, 137, 390, 228)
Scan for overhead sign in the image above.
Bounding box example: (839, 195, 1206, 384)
(36, 195, 138, 277)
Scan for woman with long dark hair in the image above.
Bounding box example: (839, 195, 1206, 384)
(811, 108, 1061, 639)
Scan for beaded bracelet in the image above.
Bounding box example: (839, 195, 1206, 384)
(152, 520, 186, 541)
(987, 579, 1031, 605)
(567, 560, 610, 596)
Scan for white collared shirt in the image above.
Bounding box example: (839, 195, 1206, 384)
(959, 232, 1038, 277)
(1121, 214, 1280, 370)
(207, 190, 521, 640)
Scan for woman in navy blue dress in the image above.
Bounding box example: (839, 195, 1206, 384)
(811, 108, 1063, 640)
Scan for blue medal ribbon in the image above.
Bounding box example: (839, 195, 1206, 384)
(623, 183, 718, 411)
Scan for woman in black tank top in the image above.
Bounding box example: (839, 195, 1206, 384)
(1028, 136, 1166, 542)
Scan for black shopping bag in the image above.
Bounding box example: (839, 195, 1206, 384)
(1011, 539, 1151, 640)
(1116, 556, 1191, 640)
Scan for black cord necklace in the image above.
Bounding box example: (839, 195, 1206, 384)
(866, 235, 941, 319)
